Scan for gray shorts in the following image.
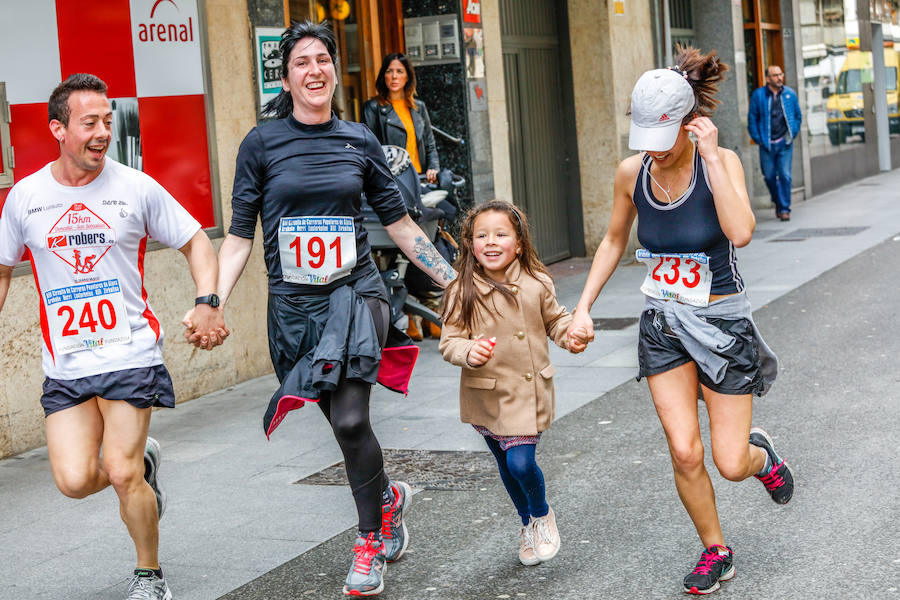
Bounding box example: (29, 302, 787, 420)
(637, 308, 763, 395)
(40, 364, 176, 417)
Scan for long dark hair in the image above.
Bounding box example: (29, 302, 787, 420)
(262, 20, 338, 119)
(672, 45, 729, 124)
(374, 53, 418, 109)
(442, 200, 552, 333)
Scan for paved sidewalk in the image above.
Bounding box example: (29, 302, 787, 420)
(2, 169, 900, 600)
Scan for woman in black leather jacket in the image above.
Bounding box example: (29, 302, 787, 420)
(363, 53, 439, 183)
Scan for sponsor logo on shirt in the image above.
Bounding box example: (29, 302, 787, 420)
(27, 203, 64, 216)
(46, 204, 118, 279)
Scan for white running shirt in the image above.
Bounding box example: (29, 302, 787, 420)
(0, 159, 200, 380)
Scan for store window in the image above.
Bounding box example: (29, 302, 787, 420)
(651, 0, 696, 68)
(798, 0, 881, 156)
(744, 0, 784, 98)
(0, 82, 12, 189)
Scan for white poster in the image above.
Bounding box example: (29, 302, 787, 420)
(130, 0, 204, 97)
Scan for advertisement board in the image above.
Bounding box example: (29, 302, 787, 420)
(0, 0, 216, 231)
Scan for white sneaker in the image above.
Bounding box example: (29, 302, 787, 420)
(518, 522, 540, 566)
(531, 507, 560, 562)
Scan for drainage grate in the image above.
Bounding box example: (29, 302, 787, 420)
(592, 317, 639, 330)
(771, 226, 868, 242)
(294, 448, 497, 491)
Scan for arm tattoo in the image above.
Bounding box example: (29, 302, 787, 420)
(413, 235, 456, 282)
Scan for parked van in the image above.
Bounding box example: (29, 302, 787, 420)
(826, 49, 900, 145)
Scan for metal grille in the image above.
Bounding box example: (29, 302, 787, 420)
(294, 449, 497, 491)
(669, 0, 694, 29)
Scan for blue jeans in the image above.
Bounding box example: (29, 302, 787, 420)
(759, 139, 793, 214)
(483, 437, 549, 526)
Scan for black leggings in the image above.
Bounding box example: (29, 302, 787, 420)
(316, 297, 390, 533)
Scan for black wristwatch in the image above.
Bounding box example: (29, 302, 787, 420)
(195, 294, 220, 308)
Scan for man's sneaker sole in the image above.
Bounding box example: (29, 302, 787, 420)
(386, 481, 412, 562)
(749, 427, 794, 504)
(683, 565, 735, 595)
(342, 563, 386, 597)
(144, 437, 167, 519)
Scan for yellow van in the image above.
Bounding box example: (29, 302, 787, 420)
(826, 49, 900, 145)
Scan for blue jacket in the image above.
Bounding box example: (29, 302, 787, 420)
(748, 85, 802, 150)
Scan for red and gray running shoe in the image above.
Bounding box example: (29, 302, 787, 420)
(381, 481, 412, 562)
(749, 427, 794, 504)
(342, 532, 387, 596)
(683, 545, 734, 595)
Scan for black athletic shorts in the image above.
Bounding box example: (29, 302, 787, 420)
(637, 308, 763, 395)
(40, 364, 176, 417)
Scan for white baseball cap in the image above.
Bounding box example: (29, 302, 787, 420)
(628, 68, 696, 151)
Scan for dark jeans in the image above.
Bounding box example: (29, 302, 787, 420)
(759, 138, 793, 214)
(483, 437, 549, 526)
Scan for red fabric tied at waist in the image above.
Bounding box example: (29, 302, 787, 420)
(265, 344, 419, 439)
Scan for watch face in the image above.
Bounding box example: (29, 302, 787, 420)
(197, 294, 220, 308)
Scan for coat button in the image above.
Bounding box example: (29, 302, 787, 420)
(510, 285, 518, 294)
(516, 331, 525, 339)
(524, 372, 533, 381)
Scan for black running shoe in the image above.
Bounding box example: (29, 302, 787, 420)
(749, 427, 794, 504)
(683, 545, 734, 595)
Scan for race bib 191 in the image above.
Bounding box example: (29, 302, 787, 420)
(44, 279, 132, 355)
(278, 216, 358, 285)
(636, 249, 712, 307)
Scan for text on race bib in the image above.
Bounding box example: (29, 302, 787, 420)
(278, 216, 358, 285)
(636, 249, 712, 307)
(44, 279, 132, 355)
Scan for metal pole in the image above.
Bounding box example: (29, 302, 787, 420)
(872, 22, 891, 171)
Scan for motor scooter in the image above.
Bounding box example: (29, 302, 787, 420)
(361, 145, 461, 332)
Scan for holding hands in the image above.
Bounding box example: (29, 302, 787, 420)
(182, 305, 230, 351)
(566, 310, 595, 354)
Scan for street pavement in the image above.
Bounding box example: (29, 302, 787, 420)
(1, 168, 900, 600)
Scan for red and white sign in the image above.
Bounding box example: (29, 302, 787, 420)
(463, 0, 481, 24)
(0, 0, 215, 230)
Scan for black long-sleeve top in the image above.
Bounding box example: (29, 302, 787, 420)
(230, 114, 408, 294)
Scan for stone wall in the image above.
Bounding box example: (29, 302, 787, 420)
(568, 1, 654, 253)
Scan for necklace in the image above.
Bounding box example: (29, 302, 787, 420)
(647, 142, 694, 204)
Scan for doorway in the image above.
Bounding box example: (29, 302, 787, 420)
(500, 0, 583, 262)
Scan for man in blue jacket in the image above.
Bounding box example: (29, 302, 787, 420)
(748, 65, 802, 221)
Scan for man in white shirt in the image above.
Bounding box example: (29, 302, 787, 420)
(0, 73, 227, 600)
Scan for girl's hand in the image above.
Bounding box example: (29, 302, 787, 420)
(566, 327, 591, 354)
(566, 311, 594, 354)
(467, 337, 495, 367)
(684, 116, 720, 162)
(426, 168, 438, 184)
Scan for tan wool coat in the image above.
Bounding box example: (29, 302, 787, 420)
(439, 260, 573, 436)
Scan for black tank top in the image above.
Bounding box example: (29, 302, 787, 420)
(632, 147, 743, 295)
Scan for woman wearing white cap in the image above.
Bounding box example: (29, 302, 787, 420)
(566, 47, 793, 595)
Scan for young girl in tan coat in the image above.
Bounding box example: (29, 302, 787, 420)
(439, 200, 588, 566)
